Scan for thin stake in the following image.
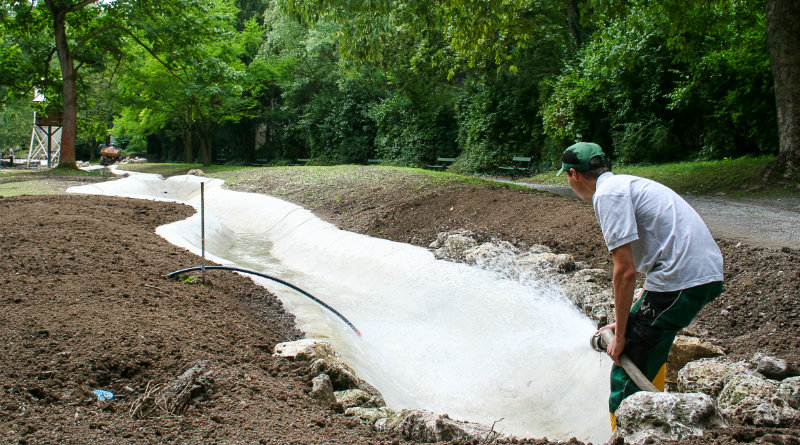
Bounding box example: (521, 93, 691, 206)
(201, 182, 205, 284)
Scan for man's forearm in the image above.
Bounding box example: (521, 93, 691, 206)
(611, 243, 637, 341)
(613, 273, 636, 340)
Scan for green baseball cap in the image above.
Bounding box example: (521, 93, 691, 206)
(556, 142, 606, 176)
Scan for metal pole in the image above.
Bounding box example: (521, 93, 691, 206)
(201, 182, 205, 284)
(47, 126, 52, 168)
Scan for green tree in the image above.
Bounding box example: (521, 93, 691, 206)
(0, 0, 227, 168)
(543, 0, 778, 164)
(113, 3, 260, 165)
(0, 94, 33, 151)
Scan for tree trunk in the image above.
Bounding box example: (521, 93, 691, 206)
(765, 0, 800, 180)
(47, 2, 77, 169)
(89, 135, 96, 161)
(181, 123, 193, 164)
(198, 126, 211, 167)
(566, 0, 584, 49)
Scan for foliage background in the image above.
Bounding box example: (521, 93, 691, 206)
(0, 0, 780, 171)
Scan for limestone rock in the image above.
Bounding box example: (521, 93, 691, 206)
(716, 373, 794, 426)
(516, 252, 576, 274)
(432, 234, 477, 261)
(310, 358, 386, 405)
(429, 230, 474, 249)
(309, 373, 336, 406)
(753, 352, 791, 380)
(273, 339, 337, 362)
(463, 242, 518, 276)
(666, 336, 725, 387)
(777, 377, 800, 409)
(610, 392, 726, 445)
(335, 388, 383, 409)
(345, 406, 396, 425)
(573, 268, 608, 283)
(377, 409, 506, 443)
(677, 358, 753, 397)
(526, 244, 552, 254)
(187, 168, 205, 176)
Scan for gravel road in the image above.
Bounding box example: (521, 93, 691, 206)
(503, 180, 800, 250)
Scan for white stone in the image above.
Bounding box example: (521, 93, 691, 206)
(717, 373, 786, 426)
(610, 392, 726, 445)
(272, 339, 337, 362)
(677, 358, 753, 397)
(310, 358, 385, 405)
(433, 234, 478, 261)
(463, 242, 518, 277)
(378, 409, 507, 443)
(334, 388, 383, 409)
(666, 336, 725, 386)
(344, 406, 396, 425)
(526, 244, 552, 254)
(516, 252, 575, 273)
(573, 268, 608, 283)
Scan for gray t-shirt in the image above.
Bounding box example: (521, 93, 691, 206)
(593, 172, 723, 292)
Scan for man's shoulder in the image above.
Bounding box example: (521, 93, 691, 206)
(595, 172, 634, 194)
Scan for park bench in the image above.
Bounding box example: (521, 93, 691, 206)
(496, 156, 533, 179)
(426, 157, 456, 171)
(249, 158, 268, 166)
(367, 158, 384, 165)
(291, 158, 310, 166)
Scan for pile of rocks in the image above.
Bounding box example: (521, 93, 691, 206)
(429, 230, 615, 327)
(273, 339, 508, 443)
(612, 353, 799, 444)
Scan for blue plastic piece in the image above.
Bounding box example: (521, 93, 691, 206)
(93, 389, 114, 401)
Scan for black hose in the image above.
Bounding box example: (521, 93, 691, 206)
(168, 265, 362, 336)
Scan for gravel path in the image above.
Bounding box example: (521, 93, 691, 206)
(501, 180, 800, 250)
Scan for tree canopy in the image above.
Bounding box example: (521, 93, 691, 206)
(1, 0, 795, 179)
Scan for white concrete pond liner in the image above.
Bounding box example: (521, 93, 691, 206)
(68, 173, 613, 443)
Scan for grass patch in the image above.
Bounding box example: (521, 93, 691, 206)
(116, 163, 252, 177)
(0, 167, 108, 196)
(0, 179, 66, 196)
(120, 157, 799, 200)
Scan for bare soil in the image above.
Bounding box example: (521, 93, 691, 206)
(1, 170, 799, 445)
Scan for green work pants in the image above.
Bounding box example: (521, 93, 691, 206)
(609, 281, 723, 413)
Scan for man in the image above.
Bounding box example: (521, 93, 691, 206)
(557, 142, 724, 427)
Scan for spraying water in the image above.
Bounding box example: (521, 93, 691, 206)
(69, 174, 612, 442)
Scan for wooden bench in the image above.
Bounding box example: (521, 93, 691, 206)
(367, 158, 384, 165)
(291, 158, 310, 166)
(249, 158, 268, 166)
(426, 157, 456, 171)
(496, 156, 533, 179)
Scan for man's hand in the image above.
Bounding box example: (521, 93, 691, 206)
(607, 334, 626, 366)
(598, 323, 624, 365)
(599, 323, 616, 334)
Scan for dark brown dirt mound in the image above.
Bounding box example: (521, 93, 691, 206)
(0, 195, 396, 444)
